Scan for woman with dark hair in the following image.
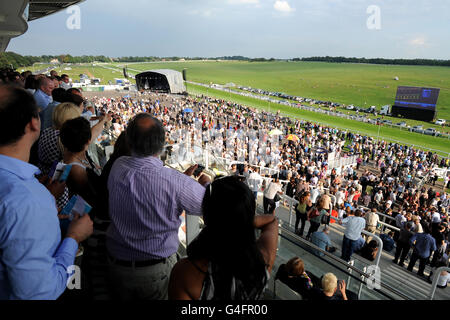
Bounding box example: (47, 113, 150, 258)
(96, 131, 131, 220)
(169, 176, 278, 300)
(360, 239, 379, 261)
(60, 117, 97, 207)
(24, 74, 38, 94)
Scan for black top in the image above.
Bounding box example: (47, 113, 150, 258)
(275, 264, 319, 300)
(434, 232, 445, 247)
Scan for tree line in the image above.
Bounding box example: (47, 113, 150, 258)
(294, 56, 450, 67)
(2, 51, 449, 69)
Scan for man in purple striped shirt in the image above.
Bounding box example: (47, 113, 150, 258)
(106, 113, 210, 300)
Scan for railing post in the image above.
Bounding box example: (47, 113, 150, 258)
(288, 197, 294, 228)
(429, 266, 450, 300)
(346, 260, 354, 288)
(205, 143, 209, 170)
(358, 266, 367, 300)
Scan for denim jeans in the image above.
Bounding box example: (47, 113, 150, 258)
(341, 235, 358, 262)
(108, 253, 177, 300)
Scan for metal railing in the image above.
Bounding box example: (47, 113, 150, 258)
(187, 81, 450, 156)
(278, 222, 412, 300)
(275, 194, 384, 269)
(428, 267, 450, 300)
(166, 145, 444, 300)
(279, 192, 400, 234)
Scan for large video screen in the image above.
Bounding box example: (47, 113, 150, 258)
(394, 86, 440, 111)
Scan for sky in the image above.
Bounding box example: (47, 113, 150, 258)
(8, 0, 450, 59)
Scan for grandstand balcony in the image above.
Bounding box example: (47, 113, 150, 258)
(161, 144, 450, 301)
(0, 0, 85, 52)
(64, 128, 450, 301)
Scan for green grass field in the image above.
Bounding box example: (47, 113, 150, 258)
(117, 60, 450, 135)
(25, 60, 450, 154)
(27, 61, 450, 122)
(23, 63, 122, 85)
(186, 82, 450, 156)
(114, 60, 450, 120)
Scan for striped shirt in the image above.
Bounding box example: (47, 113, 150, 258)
(106, 156, 206, 261)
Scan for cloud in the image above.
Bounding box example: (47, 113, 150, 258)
(228, 0, 259, 4)
(273, 1, 295, 13)
(409, 36, 427, 46)
(187, 8, 218, 18)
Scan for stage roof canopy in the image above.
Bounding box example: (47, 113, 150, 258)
(135, 69, 186, 94)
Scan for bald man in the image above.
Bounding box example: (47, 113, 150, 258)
(33, 77, 54, 112)
(106, 113, 211, 300)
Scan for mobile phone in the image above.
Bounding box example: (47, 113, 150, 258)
(48, 161, 59, 179)
(193, 164, 205, 177)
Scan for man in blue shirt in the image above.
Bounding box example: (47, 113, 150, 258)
(380, 231, 396, 252)
(0, 85, 93, 300)
(338, 209, 366, 262)
(407, 226, 437, 277)
(311, 226, 333, 257)
(40, 87, 67, 130)
(33, 77, 54, 112)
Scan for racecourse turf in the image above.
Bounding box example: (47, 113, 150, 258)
(25, 60, 450, 154)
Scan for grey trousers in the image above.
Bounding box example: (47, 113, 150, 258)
(108, 253, 177, 300)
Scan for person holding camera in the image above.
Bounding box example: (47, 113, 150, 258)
(316, 273, 348, 300)
(169, 176, 278, 300)
(106, 113, 210, 300)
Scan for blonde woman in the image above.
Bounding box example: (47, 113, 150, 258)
(38, 102, 81, 177)
(38, 102, 81, 210)
(320, 273, 348, 300)
(412, 216, 423, 233)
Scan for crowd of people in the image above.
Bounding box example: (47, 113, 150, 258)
(0, 66, 449, 300)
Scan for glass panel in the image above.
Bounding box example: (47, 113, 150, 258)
(276, 227, 396, 300)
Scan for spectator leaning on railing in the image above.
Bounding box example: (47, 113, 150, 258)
(0, 85, 93, 300)
(338, 209, 366, 262)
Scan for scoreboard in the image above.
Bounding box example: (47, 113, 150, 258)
(395, 86, 440, 111)
(392, 86, 440, 121)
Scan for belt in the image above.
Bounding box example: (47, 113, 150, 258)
(108, 254, 167, 268)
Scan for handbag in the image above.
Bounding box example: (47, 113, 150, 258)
(274, 194, 281, 203)
(321, 213, 331, 225)
(308, 207, 319, 220)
